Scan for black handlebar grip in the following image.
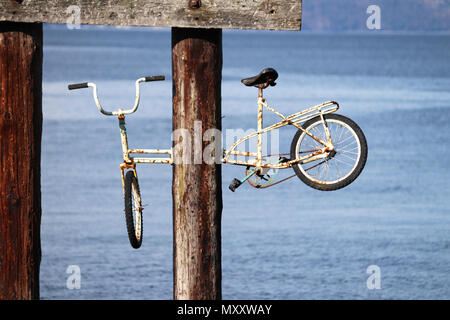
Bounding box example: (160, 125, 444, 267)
(144, 75, 165, 82)
(68, 83, 89, 90)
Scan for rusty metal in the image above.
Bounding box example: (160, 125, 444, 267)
(117, 114, 173, 196)
(71, 74, 342, 191)
(256, 94, 264, 173)
(229, 150, 258, 157)
(129, 148, 171, 154)
(245, 155, 330, 189)
(222, 97, 339, 172)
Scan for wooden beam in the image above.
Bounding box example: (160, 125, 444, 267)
(0, 21, 42, 300)
(172, 27, 222, 299)
(0, 0, 302, 31)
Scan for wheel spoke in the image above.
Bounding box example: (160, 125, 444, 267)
(333, 156, 354, 167)
(334, 133, 354, 146)
(337, 126, 345, 143)
(339, 150, 358, 155)
(334, 159, 343, 178)
(131, 182, 142, 240)
(337, 140, 357, 150)
(338, 152, 357, 162)
(340, 146, 358, 152)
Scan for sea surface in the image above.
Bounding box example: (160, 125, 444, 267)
(40, 26, 450, 299)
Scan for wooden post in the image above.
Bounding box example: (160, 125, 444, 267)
(0, 22, 42, 300)
(172, 27, 223, 300)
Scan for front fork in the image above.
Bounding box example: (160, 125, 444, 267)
(120, 162, 138, 196)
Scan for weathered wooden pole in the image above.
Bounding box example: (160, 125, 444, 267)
(0, 21, 42, 300)
(172, 27, 223, 300)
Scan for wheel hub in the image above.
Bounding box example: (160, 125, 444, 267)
(327, 149, 337, 159)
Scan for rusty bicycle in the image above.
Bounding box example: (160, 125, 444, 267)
(68, 68, 367, 248)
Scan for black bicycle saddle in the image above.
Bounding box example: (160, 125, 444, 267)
(241, 68, 278, 88)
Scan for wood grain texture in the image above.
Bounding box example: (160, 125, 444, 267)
(0, 21, 42, 300)
(0, 0, 302, 30)
(172, 28, 222, 300)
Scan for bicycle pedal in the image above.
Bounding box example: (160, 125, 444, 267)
(229, 178, 242, 192)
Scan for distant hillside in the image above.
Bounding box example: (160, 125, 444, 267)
(302, 0, 450, 32)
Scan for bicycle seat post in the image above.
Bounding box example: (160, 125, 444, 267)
(258, 87, 263, 99)
(256, 86, 265, 175)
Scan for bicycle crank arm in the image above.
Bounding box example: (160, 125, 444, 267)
(229, 156, 289, 192)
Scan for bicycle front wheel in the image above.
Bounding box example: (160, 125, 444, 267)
(124, 170, 143, 248)
(290, 114, 367, 191)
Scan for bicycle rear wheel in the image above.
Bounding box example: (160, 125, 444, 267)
(290, 114, 367, 191)
(124, 170, 143, 248)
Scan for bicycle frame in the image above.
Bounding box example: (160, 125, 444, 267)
(69, 76, 339, 190)
(222, 88, 339, 170)
(117, 112, 173, 192)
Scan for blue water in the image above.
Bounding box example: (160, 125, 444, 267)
(40, 26, 450, 299)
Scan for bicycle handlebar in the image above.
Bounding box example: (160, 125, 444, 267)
(68, 75, 165, 116)
(144, 75, 165, 82)
(68, 82, 89, 90)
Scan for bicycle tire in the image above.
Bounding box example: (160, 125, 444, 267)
(124, 170, 143, 249)
(290, 114, 367, 191)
